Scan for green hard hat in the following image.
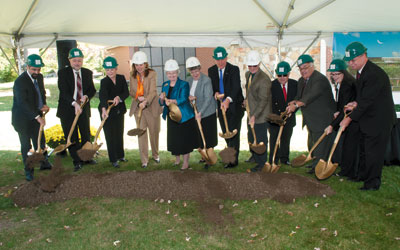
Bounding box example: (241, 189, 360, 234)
(27, 54, 45, 67)
(68, 48, 84, 59)
(328, 59, 347, 72)
(103, 56, 118, 69)
(213, 47, 228, 60)
(343, 42, 367, 61)
(297, 54, 314, 66)
(275, 61, 291, 75)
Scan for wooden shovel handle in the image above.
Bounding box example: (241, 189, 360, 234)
(245, 99, 257, 144)
(192, 101, 207, 149)
(66, 99, 88, 144)
(308, 132, 327, 156)
(94, 100, 115, 143)
(326, 126, 344, 163)
(272, 124, 284, 164)
(219, 98, 232, 134)
(36, 110, 49, 153)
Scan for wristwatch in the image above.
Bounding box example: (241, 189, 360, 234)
(294, 102, 299, 108)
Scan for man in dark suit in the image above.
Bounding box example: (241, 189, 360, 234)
(208, 47, 244, 168)
(287, 54, 336, 174)
(57, 48, 96, 171)
(341, 42, 396, 191)
(12, 54, 52, 181)
(269, 61, 297, 165)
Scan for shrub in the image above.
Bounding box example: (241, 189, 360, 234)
(44, 124, 98, 149)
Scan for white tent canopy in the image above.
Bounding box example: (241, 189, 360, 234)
(1, 0, 399, 49)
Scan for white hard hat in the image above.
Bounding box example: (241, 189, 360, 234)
(246, 50, 261, 66)
(132, 51, 148, 64)
(186, 57, 201, 68)
(164, 59, 179, 71)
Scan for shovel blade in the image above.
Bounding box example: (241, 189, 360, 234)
(219, 147, 236, 164)
(271, 163, 281, 173)
(250, 142, 266, 155)
(205, 148, 218, 165)
(127, 128, 146, 136)
(262, 162, 272, 172)
(316, 161, 338, 180)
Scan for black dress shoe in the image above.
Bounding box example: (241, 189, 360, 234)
(204, 164, 210, 170)
(245, 156, 255, 163)
(347, 177, 361, 182)
(224, 163, 237, 169)
(40, 161, 53, 170)
(199, 159, 206, 163)
(112, 162, 120, 168)
(282, 161, 291, 165)
(74, 163, 82, 172)
(250, 167, 261, 172)
(305, 165, 313, 169)
(359, 186, 379, 191)
(118, 158, 128, 162)
(306, 169, 314, 174)
(83, 159, 97, 165)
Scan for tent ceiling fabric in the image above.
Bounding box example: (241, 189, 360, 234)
(0, 0, 399, 48)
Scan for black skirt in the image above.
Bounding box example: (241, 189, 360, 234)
(198, 113, 218, 148)
(167, 116, 200, 155)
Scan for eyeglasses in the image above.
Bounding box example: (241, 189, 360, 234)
(277, 74, 288, 77)
(299, 64, 311, 71)
(248, 65, 258, 68)
(330, 73, 342, 76)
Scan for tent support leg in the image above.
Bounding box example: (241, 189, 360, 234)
(0, 45, 18, 74)
(239, 32, 274, 78)
(291, 31, 321, 69)
(40, 33, 58, 57)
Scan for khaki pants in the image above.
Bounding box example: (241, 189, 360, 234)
(135, 112, 160, 164)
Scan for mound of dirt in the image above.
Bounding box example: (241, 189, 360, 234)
(11, 169, 335, 208)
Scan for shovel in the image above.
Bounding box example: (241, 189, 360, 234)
(127, 104, 146, 136)
(291, 132, 328, 167)
(53, 99, 88, 154)
(26, 111, 48, 168)
(217, 94, 237, 139)
(77, 100, 115, 161)
(191, 100, 217, 165)
(245, 100, 266, 154)
(315, 111, 352, 180)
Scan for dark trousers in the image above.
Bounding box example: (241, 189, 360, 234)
(218, 107, 244, 164)
(16, 120, 46, 170)
(307, 128, 334, 169)
(338, 121, 360, 178)
(359, 127, 391, 189)
(247, 122, 269, 168)
(103, 114, 125, 163)
(268, 123, 294, 164)
(60, 113, 91, 164)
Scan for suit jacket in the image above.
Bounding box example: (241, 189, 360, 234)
(12, 71, 46, 132)
(296, 70, 336, 132)
(160, 78, 194, 123)
(187, 73, 216, 118)
(331, 77, 356, 130)
(245, 70, 272, 124)
(349, 60, 396, 135)
(271, 78, 298, 127)
(129, 70, 162, 118)
(56, 66, 96, 120)
(208, 62, 244, 115)
(98, 74, 129, 118)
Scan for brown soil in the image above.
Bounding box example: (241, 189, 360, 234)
(11, 158, 335, 225)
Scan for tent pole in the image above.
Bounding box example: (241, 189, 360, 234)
(239, 32, 274, 77)
(16, 0, 39, 36)
(0, 45, 18, 74)
(287, 0, 335, 28)
(40, 34, 58, 57)
(252, 0, 280, 28)
(291, 32, 321, 69)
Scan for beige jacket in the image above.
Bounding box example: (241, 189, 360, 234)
(129, 70, 162, 118)
(245, 70, 272, 124)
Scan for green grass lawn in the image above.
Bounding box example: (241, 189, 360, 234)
(0, 150, 399, 249)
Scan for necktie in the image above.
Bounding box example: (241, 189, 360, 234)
(282, 83, 287, 102)
(33, 79, 43, 109)
(356, 72, 361, 80)
(219, 69, 224, 94)
(76, 72, 82, 104)
(334, 84, 339, 102)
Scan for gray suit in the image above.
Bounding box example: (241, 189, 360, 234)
(296, 70, 336, 169)
(187, 73, 216, 118)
